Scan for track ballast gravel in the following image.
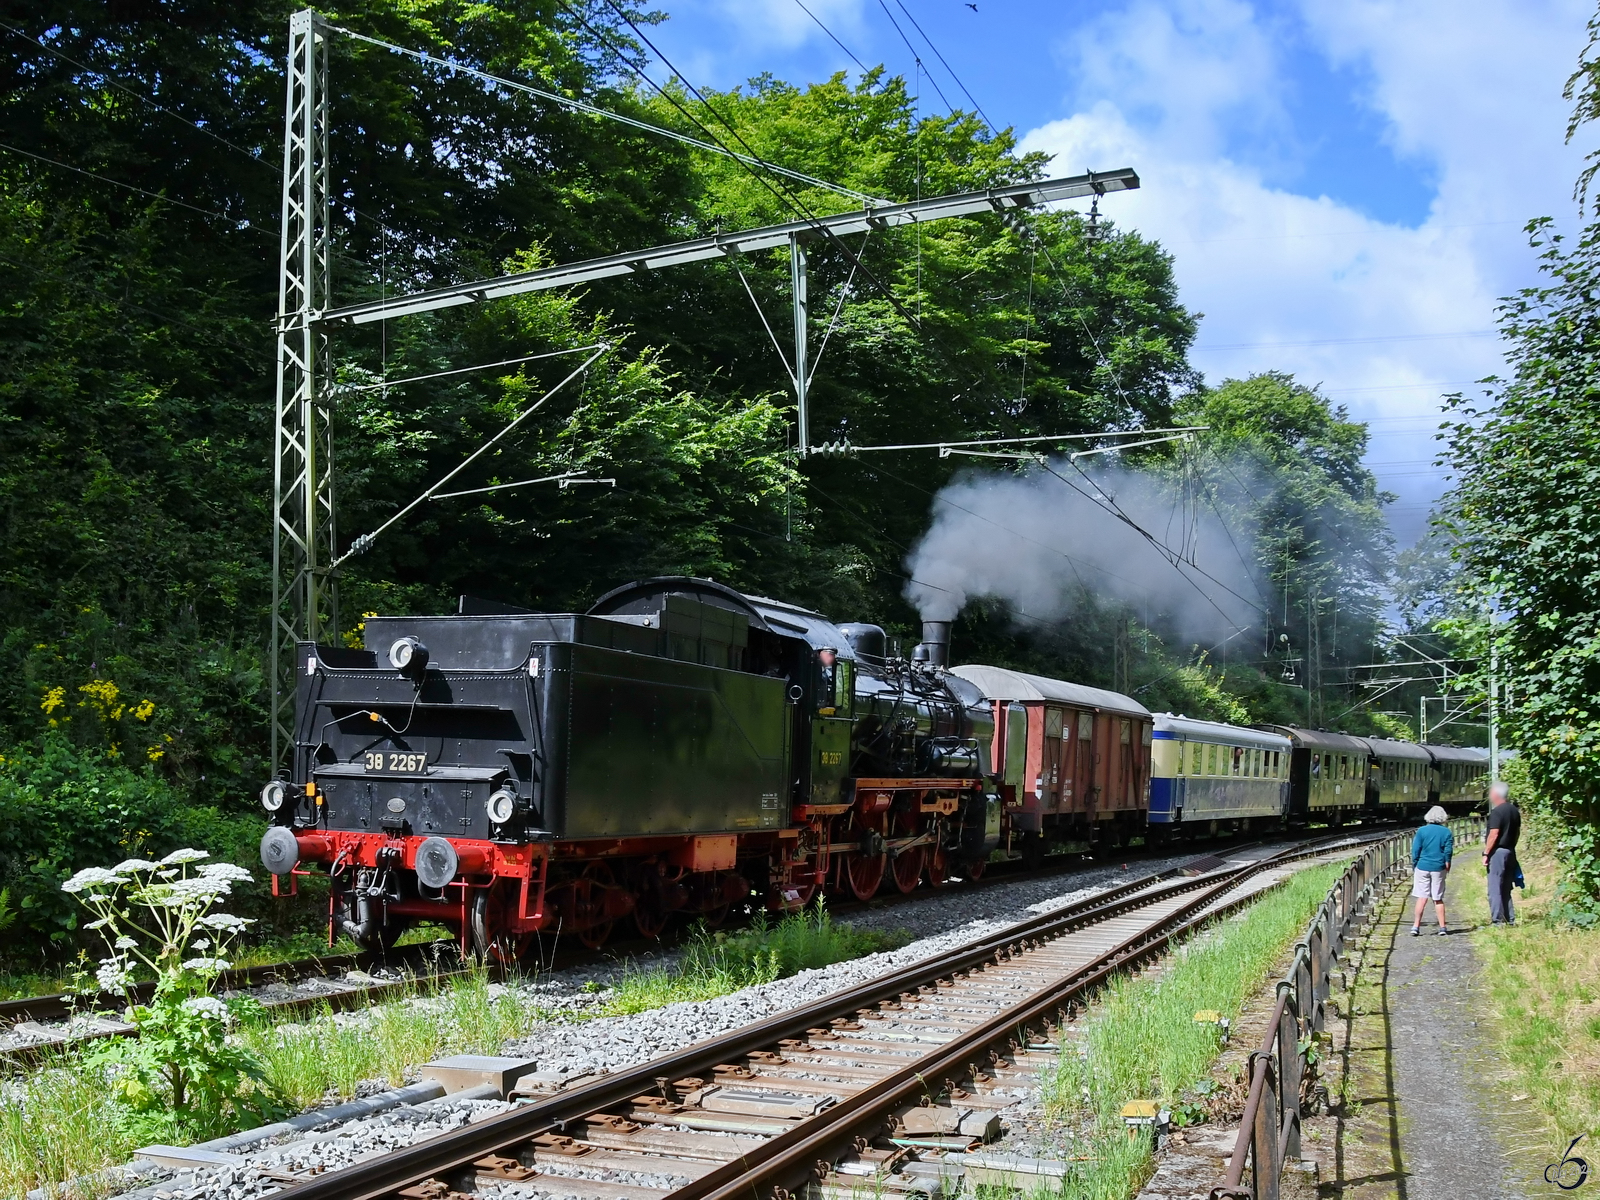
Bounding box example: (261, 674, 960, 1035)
(107, 850, 1211, 1200)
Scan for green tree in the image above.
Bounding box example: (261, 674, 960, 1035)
(1442, 4, 1600, 914)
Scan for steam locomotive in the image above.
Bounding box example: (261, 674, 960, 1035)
(258, 575, 1486, 957)
(259, 578, 1005, 958)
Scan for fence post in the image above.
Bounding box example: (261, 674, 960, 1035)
(1254, 1055, 1283, 1200)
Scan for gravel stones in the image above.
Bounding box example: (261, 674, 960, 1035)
(107, 852, 1205, 1200)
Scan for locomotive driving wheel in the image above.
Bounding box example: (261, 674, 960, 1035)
(573, 862, 618, 949)
(630, 867, 672, 940)
(632, 892, 670, 939)
(842, 814, 887, 901)
(888, 807, 926, 894)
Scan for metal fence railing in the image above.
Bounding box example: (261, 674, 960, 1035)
(1208, 817, 1483, 1200)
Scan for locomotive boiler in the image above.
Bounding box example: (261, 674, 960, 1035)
(258, 577, 999, 958)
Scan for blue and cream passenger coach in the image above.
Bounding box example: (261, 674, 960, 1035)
(1148, 714, 1292, 831)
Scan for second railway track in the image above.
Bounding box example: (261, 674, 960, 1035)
(0, 823, 1357, 1062)
(256, 832, 1375, 1200)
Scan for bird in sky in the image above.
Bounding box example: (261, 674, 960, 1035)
(965, 3, 978, 9)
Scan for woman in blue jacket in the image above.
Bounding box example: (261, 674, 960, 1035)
(1411, 806, 1454, 936)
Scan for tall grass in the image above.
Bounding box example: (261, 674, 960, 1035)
(0, 1055, 136, 1200)
(1032, 861, 1347, 1200)
(1457, 846, 1600, 1160)
(237, 967, 549, 1110)
(601, 903, 904, 1016)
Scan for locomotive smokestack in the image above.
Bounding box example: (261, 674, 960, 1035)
(920, 620, 951, 668)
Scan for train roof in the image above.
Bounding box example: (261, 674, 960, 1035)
(948, 665, 1150, 716)
(1360, 736, 1433, 762)
(1255, 725, 1372, 754)
(590, 576, 857, 657)
(1424, 744, 1491, 765)
(745, 594, 858, 657)
(1153, 713, 1291, 750)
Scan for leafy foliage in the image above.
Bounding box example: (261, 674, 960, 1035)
(1444, 212, 1600, 911)
(63, 851, 281, 1142)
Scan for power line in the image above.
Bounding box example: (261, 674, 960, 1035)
(0, 140, 269, 236)
(790, 0, 874, 77)
(328, 22, 882, 205)
(874, 0, 955, 113)
(889, 0, 997, 131)
(1041, 456, 1265, 622)
(573, 0, 923, 333)
(0, 19, 277, 173)
(339, 344, 608, 392)
(1192, 330, 1497, 352)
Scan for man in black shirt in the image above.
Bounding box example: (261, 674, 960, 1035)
(1483, 781, 1521, 924)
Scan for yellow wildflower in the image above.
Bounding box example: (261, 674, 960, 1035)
(40, 686, 65, 714)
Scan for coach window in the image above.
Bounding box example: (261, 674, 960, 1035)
(1190, 742, 1203, 776)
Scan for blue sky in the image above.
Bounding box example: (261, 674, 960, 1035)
(639, 0, 1593, 546)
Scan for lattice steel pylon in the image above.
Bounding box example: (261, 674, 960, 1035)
(271, 9, 336, 772)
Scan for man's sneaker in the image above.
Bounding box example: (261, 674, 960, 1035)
(1437, 927, 1449, 935)
(1411, 926, 1422, 936)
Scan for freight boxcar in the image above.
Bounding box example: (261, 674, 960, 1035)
(947, 665, 1152, 860)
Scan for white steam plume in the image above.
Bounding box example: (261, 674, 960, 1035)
(903, 460, 1262, 644)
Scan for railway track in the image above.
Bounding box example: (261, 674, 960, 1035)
(1, 823, 1375, 1063)
(263, 832, 1376, 1200)
(0, 941, 464, 1060)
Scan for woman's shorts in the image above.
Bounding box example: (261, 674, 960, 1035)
(1412, 868, 1448, 901)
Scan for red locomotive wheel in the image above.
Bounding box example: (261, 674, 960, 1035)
(961, 855, 987, 882)
(844, 851, 886, 900)
(926, 844, 951, 889)
(888, 808, 926, 894)
(839, 811, 888, 900)
(632, 902, 670, 940)
(574, 862, 617, 949)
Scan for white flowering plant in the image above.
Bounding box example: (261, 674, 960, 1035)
(61, 850, 282, 1141)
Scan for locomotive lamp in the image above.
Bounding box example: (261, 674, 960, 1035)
(388, 635, 430, 678)
(487, 788, 517, 825)
(260, 779, 287, 812)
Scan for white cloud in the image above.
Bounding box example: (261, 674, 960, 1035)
(1021, 0, 1591, 544)
(699, 0, 869, 54)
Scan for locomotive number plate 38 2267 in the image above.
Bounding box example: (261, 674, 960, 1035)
(363, 751, 427, 773)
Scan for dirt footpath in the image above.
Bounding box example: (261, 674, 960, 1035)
(1318, 881, 1552, 1200)
(1136, 874, 1554, 1200)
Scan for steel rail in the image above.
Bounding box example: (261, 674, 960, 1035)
(279, 832, 1380, 1200)
(0, 944, 452, 1026)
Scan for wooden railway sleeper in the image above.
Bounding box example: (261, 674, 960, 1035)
(277, 843, 1348, 1200)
